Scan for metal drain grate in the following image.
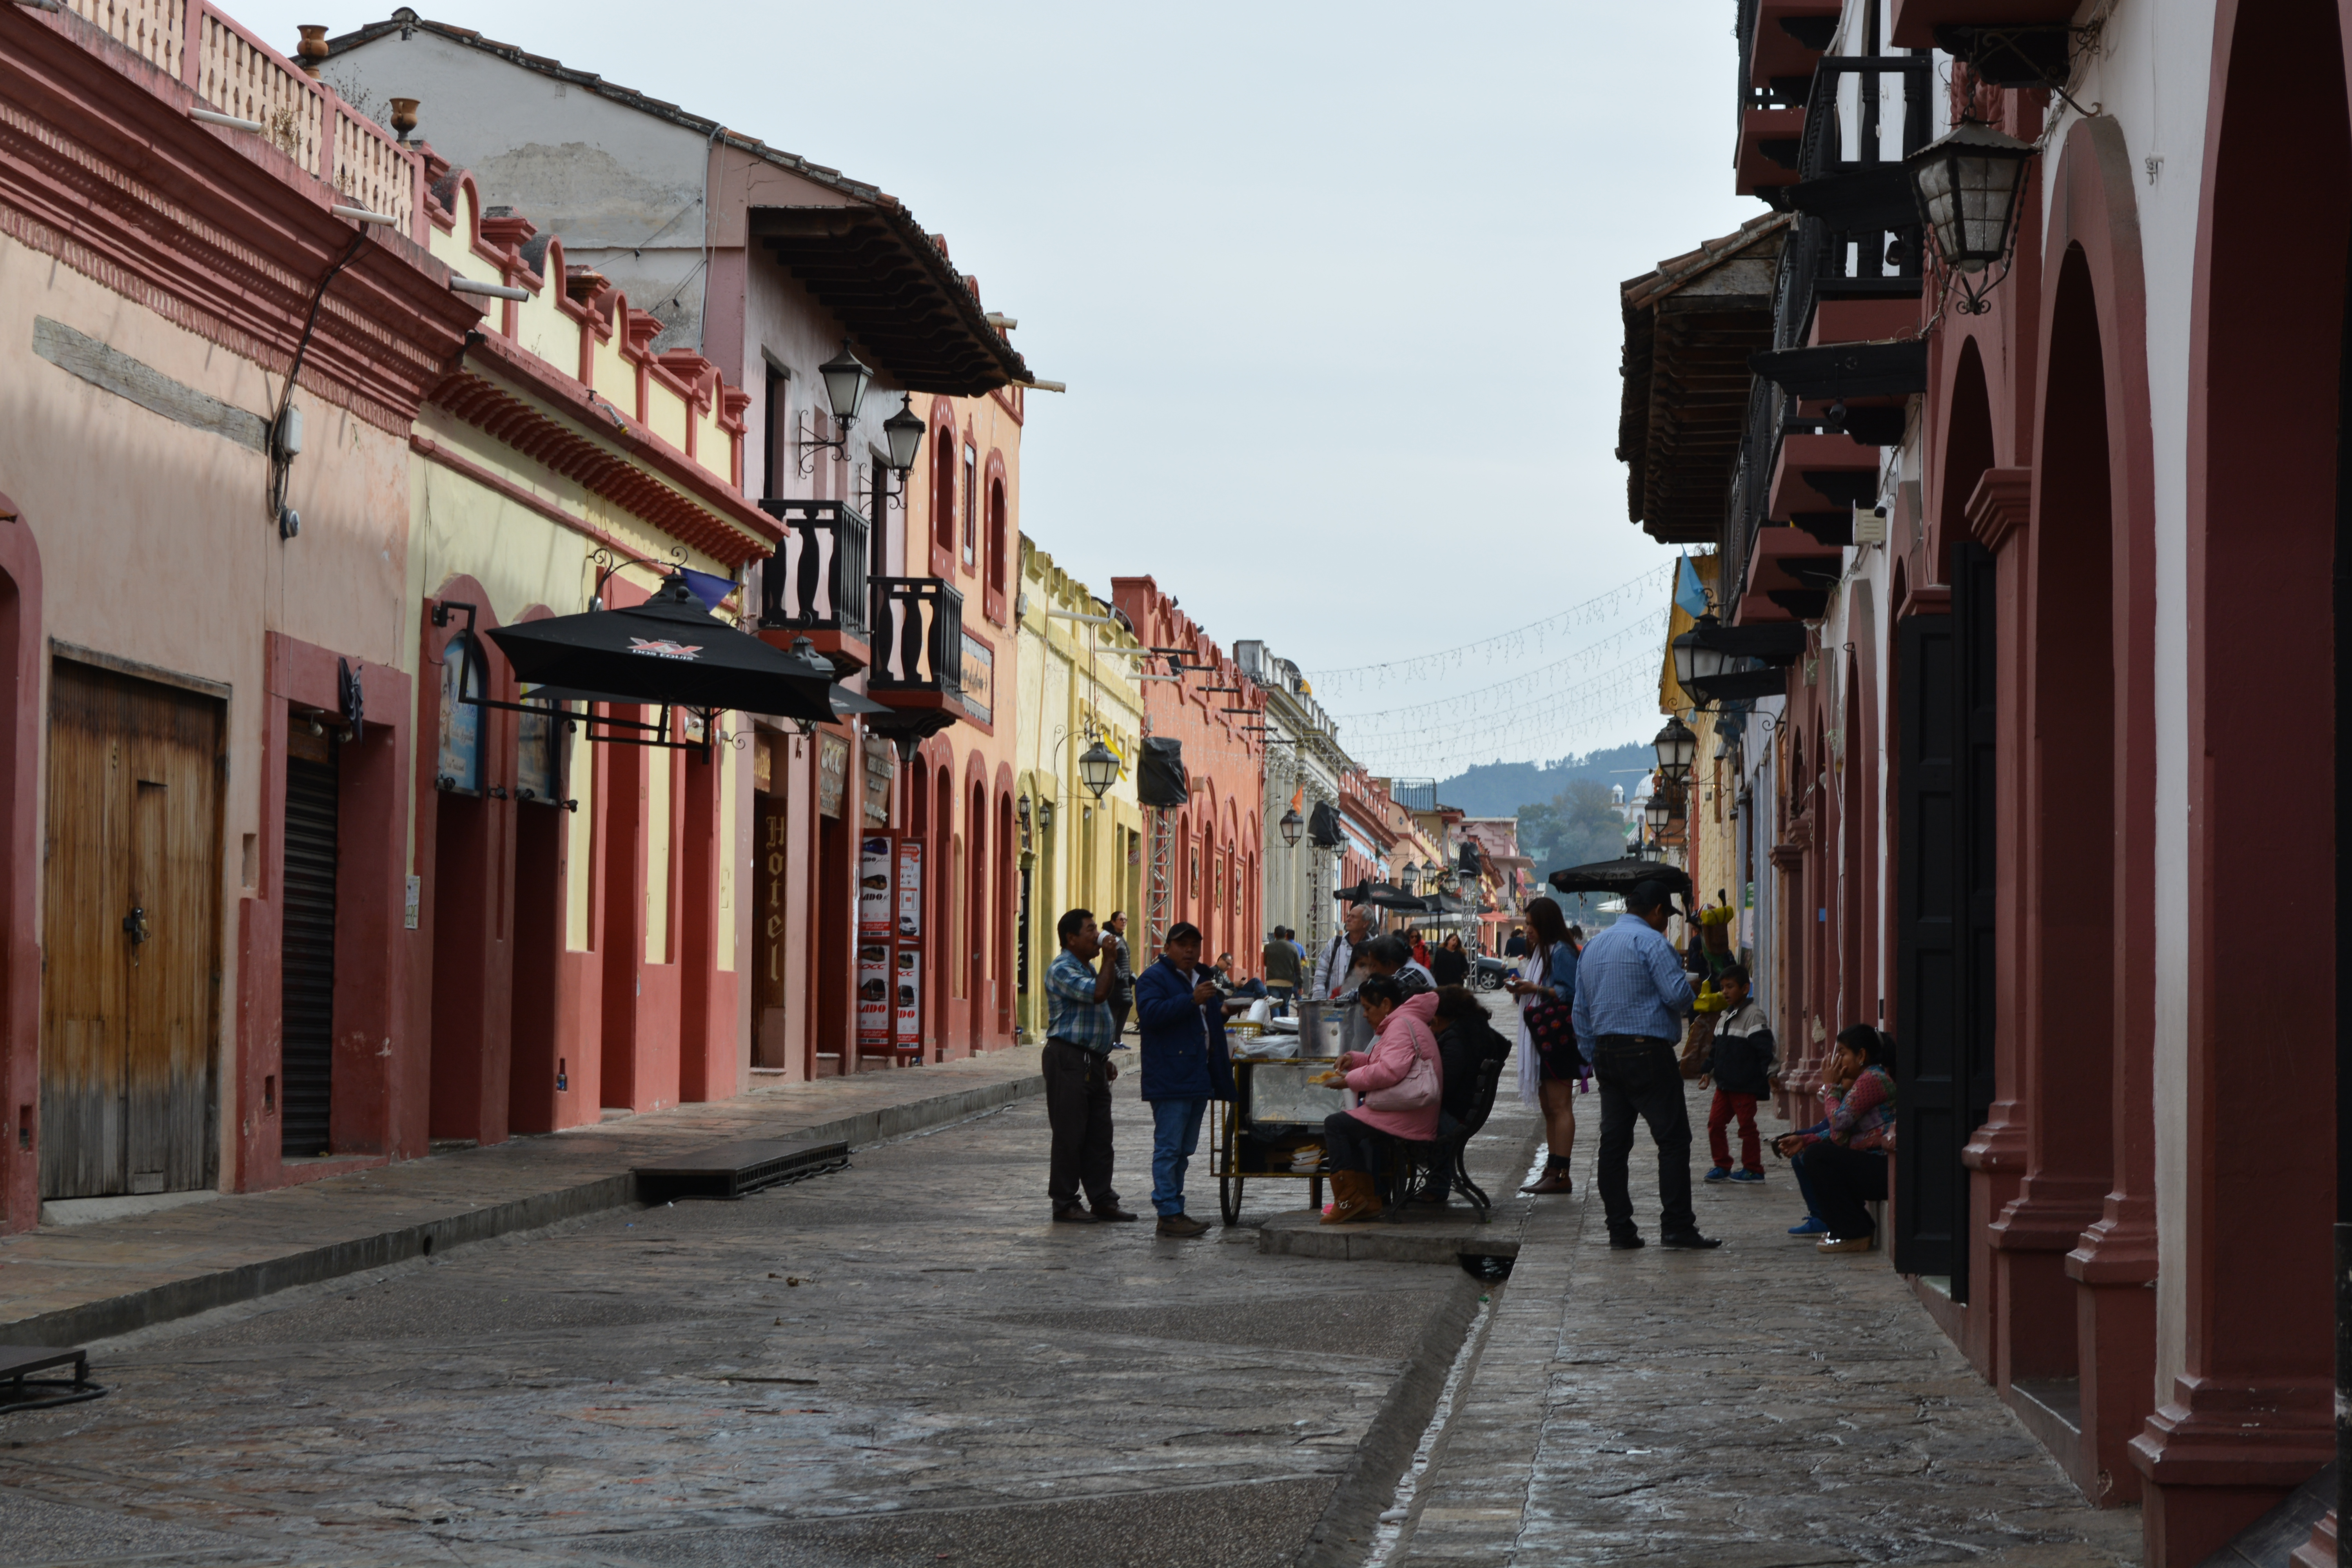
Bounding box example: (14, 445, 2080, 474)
(633, 1138, 852, 1202)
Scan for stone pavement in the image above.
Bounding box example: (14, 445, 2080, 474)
(0, 1074, 1486, 1568)
(0, 1051, 1045, 1347)
(1387, 1072, 2146, 1568)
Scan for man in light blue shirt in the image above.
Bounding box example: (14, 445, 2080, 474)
(1572, 881, 1717, 1251)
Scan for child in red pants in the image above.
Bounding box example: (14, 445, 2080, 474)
(1701, 966, 1775, 1184)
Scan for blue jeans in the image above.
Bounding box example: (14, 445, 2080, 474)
(1150, 1098, 1209, 1217)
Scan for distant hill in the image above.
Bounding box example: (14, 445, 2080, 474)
(1435, 743, 1654, 818)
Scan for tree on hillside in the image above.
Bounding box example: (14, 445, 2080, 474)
(1516, 777, 1634, 927)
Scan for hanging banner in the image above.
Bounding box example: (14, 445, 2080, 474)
(895, 838, 923, 942)
(857, 940, 891, 1049)
(861, 737, 895, 826)
(859, 835, 893, 940)
(893, 946, 922, 1049)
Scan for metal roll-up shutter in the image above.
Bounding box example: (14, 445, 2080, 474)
(281, 750, 339, 1157)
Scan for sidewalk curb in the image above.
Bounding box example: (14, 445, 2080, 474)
(4, 1071, 1042, 1350)
(1296, 1121, 1542, 1568)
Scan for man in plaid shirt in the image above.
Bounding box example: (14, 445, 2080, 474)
(1043, 908, 1138, 1224)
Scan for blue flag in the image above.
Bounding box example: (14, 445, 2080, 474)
(679, 566, 733, 612)
(1673, 554, 1711, 618)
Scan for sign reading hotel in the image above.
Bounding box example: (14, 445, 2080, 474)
(957, 633, 993, 726)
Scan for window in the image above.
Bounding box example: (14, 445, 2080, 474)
(763, 364, 788, 501)
(987, 477, 1007, 600)
(932, 412, 957, 564)
(962, 442, 977, 569)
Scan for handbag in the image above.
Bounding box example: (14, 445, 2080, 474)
(1520, 947, 1577, 1061)
(1363, 1041, 1440, 1112)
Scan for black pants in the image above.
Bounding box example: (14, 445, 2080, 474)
(1593, 1037, 1696, 1240)
(1793, 1142, 1886, 1240)
(1322, 1110, 1392, 1175)
(1043, 1040, 1118, 1210)
(1110, 999, 1131, 1038)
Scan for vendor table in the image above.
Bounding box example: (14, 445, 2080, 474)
(1212, 1054, 1354, 1225)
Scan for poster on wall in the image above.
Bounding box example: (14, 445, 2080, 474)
(817, 732, 849, 819)
(895, 839, 923, 942)
(857, 941, 891, 1049)
(858, 836, 893, 940)
(893, 946, 922, 1050)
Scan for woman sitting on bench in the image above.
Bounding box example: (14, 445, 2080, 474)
(1773, 1024, 1896, 1255)
(1319, 973, 1443, 1225)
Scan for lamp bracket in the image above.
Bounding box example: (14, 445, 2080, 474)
(795, 410, 852, 476)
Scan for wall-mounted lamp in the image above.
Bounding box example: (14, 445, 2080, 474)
(797, 341, 873, 474)
(1908, 120, 2036, 315)
(867, 394, 927, 512)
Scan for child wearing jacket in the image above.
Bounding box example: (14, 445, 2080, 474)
(1702, 964, 1775, 1184)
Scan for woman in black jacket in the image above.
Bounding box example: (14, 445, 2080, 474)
(1430, 934, 1471, 988)
(1413, 985, 1514, 1204)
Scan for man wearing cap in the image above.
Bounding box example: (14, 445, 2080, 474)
(1572, 880, 1719, 1250)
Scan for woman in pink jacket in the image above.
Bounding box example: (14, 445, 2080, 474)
(1319, 974, 1443, 1223)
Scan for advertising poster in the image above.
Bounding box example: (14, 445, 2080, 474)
(856, 940, 891, 1048)
(858, 836, 893, 940)
(893, 946, 922, 1050)
(895, 838, 923, 942)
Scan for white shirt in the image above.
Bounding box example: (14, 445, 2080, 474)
(1313, 932, 1359, 998)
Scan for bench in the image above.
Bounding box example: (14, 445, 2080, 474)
(1379, 1054, 1506, 1225)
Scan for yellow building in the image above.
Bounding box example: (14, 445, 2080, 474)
(1013, 539, 1149, 1041)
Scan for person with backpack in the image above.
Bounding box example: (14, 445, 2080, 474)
(1509, 897, 1583, 1195)
(1313, 904, 1373, 998)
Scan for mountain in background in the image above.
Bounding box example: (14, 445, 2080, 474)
(1434, 743, 1654, 818)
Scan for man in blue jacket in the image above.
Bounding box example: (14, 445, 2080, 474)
(1135, 920, 1237, 1239)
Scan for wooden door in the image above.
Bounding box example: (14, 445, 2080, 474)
(41, 661, 224, 1198)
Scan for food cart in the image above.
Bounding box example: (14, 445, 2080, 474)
(1210, 1001, 1367, 1225)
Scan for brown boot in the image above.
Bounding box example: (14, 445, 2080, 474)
(1322, 1169, 1379, 1225)
(1520, 1161, 1574, 1195)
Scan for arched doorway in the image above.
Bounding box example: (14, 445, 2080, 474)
(968, 777, 987, 1049)
(2132, 0, 2351, 1553)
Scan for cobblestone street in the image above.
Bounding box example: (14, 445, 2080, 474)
(1, 1018, 2150, 1568)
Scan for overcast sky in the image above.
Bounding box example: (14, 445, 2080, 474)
(265, 0, 1760, 769)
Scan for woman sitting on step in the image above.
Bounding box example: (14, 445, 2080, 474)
(1774, 1024, 1897, 1255)
(1319, 973, 1443, 1224)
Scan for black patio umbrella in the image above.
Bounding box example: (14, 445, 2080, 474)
(485, 576, 836, 722)
(1546, 857, 1694, 905)
(1333, 879, 1430, 912)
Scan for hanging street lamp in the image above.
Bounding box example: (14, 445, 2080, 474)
(1279, 807, 1304, 848)
(1653, 716, 1698, 783)
(1077, 738, 1120, 800)
(1642, 790, 1674, 836)
(1907, 120, 2036, 314)
(1400, 862, 1421, 895)
(1672, 613, 1730, 691)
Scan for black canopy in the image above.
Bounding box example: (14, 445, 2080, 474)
(1333, 879, 1429, 912)
(485, 577, 835, 722)
(1546, 858, 1694, 903)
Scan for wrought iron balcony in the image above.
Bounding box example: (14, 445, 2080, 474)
(868, 575, 964, 704)
(757, 499, 870, 643)
(1773, 55, 1934, 351)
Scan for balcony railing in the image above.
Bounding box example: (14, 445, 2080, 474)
(1775, 54, 1933, 350)
(58, 0, 418, 230)
(757, 499, 869, 642)
(1724, 376, 1795, 609)
(869, 576, 963, 701)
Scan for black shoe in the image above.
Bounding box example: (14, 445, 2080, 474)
(1052, 1205, 1098, 1223)
(1661, 1232, 1723, 1250)
(1091, 1204, 1142, 1222)
(1608, 1232, 1645, 1251)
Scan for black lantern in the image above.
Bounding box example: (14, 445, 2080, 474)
(1907, 121, 2035, 314)
(1279, 807, 1303, 848)
(1077, 739, 1119, 800)
(1400, 862, 1421, 894)
(882, 393, 925, 475)
(1671, 613, 1729, 690)
(1653, 716, 1698, 783)
(818, 342, 873, 430)
(1642, 791, 1673, 834)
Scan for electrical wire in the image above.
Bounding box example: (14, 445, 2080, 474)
(1303, 563, 1673, 693)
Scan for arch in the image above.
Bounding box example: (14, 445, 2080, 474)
(969, 776, 988, 1046)
(995, 787, 1015, 1036)
(1934, 337, 1997, 588)
(984, 449, 1010, 625)
(0, 513, 41, 1233)
(2133, 2, 2351, 1551)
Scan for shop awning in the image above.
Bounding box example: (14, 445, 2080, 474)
(1547, 858, 1694, 904)
(485, 577, 837, 722)
(1334, 880, 1429, 912)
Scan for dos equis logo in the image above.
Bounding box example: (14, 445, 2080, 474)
(627, 637, 703, 661)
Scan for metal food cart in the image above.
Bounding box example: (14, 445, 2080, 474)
(1210, 1001, 1370, 1225)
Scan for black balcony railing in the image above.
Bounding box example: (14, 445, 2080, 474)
(757, 499, 870, 641)
(869, 575, 964, 700)
(1724, 375, 1794, 604)
(1775, 54, 1933, 350)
